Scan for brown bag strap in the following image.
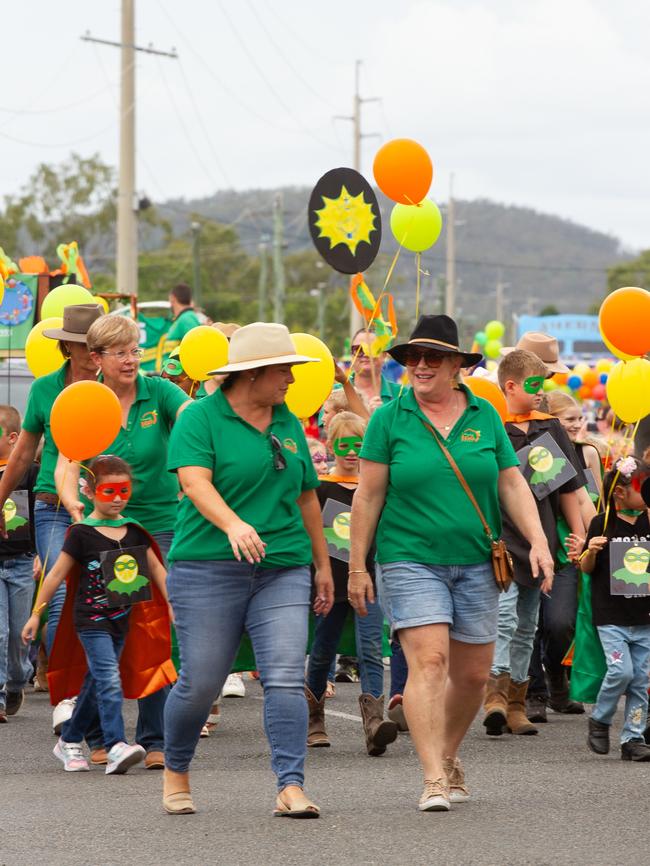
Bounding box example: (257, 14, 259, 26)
(419, 419, 495, 542)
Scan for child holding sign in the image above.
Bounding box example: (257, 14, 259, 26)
(573, 456, 650, 761)
(22, 455, 172, 774)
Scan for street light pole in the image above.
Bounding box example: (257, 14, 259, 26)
(191, 222, 202, 309)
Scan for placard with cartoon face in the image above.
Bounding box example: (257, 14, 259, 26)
(609, 538, 650, 596)
(515, 431, 577, 501)
(2, 490, 30, 543)
(322, 498, 352, 563)
(100, 545, 151, 608)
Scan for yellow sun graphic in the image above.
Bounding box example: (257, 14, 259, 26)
(314, 185, 377, 254)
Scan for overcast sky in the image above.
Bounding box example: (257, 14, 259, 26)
(2, 0, 649, 250)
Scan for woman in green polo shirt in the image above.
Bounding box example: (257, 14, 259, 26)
(162, 323, 334, 818)
(348, 315, 554, 814)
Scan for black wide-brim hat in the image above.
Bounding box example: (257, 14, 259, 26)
(388, 314, 483, 368)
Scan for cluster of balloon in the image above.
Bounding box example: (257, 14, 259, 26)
(51, 381, 122, 463)
(373, 139, 442, 253)
(598, 287, 650, 422)
(550, 359, 612, 402)
(473, 320, 506, 360)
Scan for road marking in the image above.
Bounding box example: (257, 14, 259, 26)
(252, 695, 361, 722)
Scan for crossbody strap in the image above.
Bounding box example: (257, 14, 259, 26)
(419, 418, 494, 541)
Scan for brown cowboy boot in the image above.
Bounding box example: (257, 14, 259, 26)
(483, 672, 509, 736)
(506, 679, 538, 735)
(358, 694, 398, 756)
(305, 686, 330, 747)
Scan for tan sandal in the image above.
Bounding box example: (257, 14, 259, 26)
(273, 790, 320, 819)
(163, 791, 196, 815)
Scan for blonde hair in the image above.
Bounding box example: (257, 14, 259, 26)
(322, 389, 349, 416)
(497, 349, 548, 389)
(87, 316, 140, 354)
(327, 411, 367, 445)
(546, 391, 579, 417)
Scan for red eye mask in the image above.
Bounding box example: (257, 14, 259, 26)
(94, 480, 132, 502)
(631, 474, 649, 493)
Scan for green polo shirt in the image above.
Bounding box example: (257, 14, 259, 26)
(98, 375, 188, 533)
(360, 384, 518, 565)
(168, 389, 319, 566)
(22, 363, 69, 496)
(161, 308, 201, 361)
(333, 372, 403, 404)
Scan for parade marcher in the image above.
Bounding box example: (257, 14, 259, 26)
(160, 349, 197, 397)
(162, 323, 334, 817)
(0, 304, 104, 733)
(344, 328, 401, 414)
(572, 457, 650, 761)
(349, 315, 554, 812)
(22, 455, 173, 774)
(158, 283, 202, 364)
(0, 406, 38, 722)
(305, 411, 398, 755)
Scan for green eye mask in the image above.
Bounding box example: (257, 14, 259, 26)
(333, 436, 363, 456)
(163, 359, 184, 376)
(523, 376, 544, 395)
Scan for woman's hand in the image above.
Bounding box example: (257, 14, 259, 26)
(529, 539, 554, 584)
(60, 493, 84, 524)
(347, 570, 375, 617)
(22, 614, 40, 645)
(566, 533, 585, 562)
(334, 363, 348, 385)
(225, 518, 267, 564)
(588, 535, 608, 553)
(312, 568, 334, 616)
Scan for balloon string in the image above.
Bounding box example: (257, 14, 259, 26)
(415, 252, 421, 321)
(602, 417, 640, 532)
(189, 380, 197, 399)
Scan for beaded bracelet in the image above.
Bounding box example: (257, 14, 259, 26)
(32, 601, 48, 616)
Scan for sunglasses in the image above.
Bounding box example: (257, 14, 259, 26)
(95, 480, 132, 502)
(404, 347, 447, 367)
(269, 433, 287, 472)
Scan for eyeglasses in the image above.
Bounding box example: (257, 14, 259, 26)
(404, 347, 447, 367)
(101, 347, 144, 360)
(269, 432, 287, 471)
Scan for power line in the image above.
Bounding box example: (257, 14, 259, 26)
(0, 120, 116, 149)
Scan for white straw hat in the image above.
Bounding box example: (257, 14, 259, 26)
(207, 322, 320, 374)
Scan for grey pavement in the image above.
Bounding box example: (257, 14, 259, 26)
(1, 680, 646, 866)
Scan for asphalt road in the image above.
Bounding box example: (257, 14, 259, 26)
(1, 679, 646, 866)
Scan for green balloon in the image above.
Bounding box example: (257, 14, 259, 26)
(475, 330, 487, 346)
(390, 199, 443, 253)
(485, 339, 502, 359)
(485, 320, 505, 340)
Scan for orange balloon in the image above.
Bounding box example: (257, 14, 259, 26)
(373, 138, 433, 205)
(582, 370, 599, 388)
(578, 384, 592, 401)
(598, 287, 650, 357)
(50, 381, 122, 462)
(463, 376, 507, 422)
(553, 372, 568, 386)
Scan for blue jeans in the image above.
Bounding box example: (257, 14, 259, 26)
(34, 501, 71, 657)
(62, 630, 126, 749)
(593, 624, 650, 743)
(389, 638, 409, 698)
(307, 599, 385, 699)
(529, 564, 579, 696)
(0, 555, 35, 706)
(164, 560, 311, 788)
(491, 581, 541, 683)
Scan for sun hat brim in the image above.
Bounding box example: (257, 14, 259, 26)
(41, 328, 90, 343)
(388, 340, 483, 369)
(499, 345, 570, 374)
(207, 353, 320, 376)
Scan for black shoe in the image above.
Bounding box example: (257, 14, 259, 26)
(5, 690, 24, 716)
(334, 663, 359, 683)
(587, 718, 610, 754)
(548, 697, 585, 714)
(644, 722, 650, 746)
(621, 739, 650, 761)
(526, 695, 548, 724)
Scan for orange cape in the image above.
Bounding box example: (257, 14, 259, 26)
(504, 410, 554, 423)
(47, 527, 177, 706)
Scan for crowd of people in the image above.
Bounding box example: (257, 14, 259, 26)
(1, 287, 649, 819)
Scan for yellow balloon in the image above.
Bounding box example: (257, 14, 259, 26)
(25, 318, 66, 378)
(285, 333, 335, 419)
(601, 331, 637, 362)
(40, 284, 95, 319)
(94, 296, 110, 314)
(179, 325, 228, 381)
(606, 358, 650, 423)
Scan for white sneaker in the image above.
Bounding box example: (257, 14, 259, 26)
(222, 673, 245, 698)
(105, 742, 146, 775)
(52, 697, 77, 735)
(53, 737, 89, 772)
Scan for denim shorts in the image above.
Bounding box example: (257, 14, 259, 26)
(377, 560, 500, 644)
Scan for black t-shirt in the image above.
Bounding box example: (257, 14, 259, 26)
(0, 463, 38, 560)
(316, 480, 375, 603)
(62, 523, 151, 636)
(586, 511, 650, 627)
(502, 418, 586, 587)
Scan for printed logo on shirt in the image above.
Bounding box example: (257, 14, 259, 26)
(140, 410, 158, 428)
(461, 428, 481, 443)
(283, 438, 298, 453)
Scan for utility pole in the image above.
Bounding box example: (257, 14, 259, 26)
(258, 239, 269, 321)
(335, 60, 380, 337)
(445, 174, 456, 318)
(191, 222, 202, 309)
(272, 194, 285, 323)
(81, 4, 177, 296)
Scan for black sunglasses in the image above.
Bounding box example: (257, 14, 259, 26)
(269, 433, 287, 472)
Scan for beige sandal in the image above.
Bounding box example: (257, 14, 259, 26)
(163, 791, 196, 815)
(273, 790, 320, 819)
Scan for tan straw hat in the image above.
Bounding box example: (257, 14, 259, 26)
(500, 331, 569, 374)
(212, 321, 241, 339)
(42, 304, 105, 343)
(207, 322, 320, 374)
